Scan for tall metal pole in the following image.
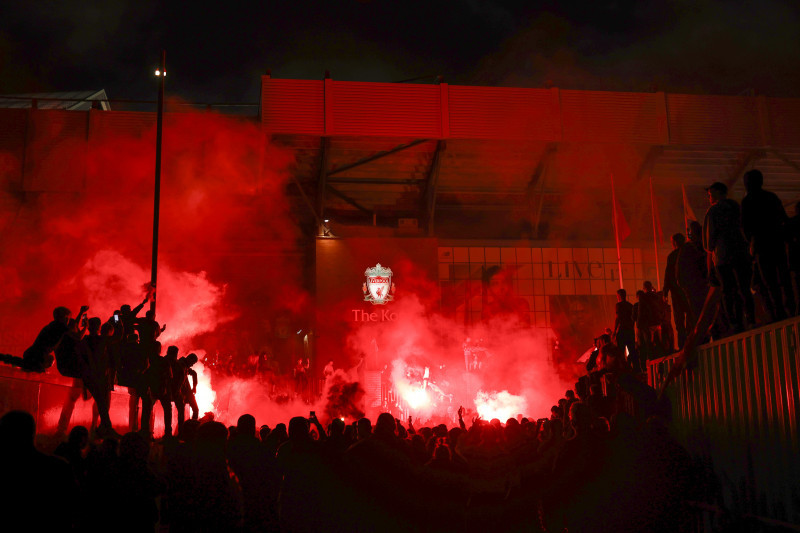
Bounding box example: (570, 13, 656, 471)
(611, 173, 625, 290)
(650, 176, 662, 291)
(150, 50, 166, 317)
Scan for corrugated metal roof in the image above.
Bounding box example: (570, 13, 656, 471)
(0, 90, 110, 111)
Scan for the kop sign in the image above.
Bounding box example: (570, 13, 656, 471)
(352, 263, 398, 322)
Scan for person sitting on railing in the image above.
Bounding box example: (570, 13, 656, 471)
(0, 305, 88, 373)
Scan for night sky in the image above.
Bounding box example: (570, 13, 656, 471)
(1, 1, 799, 104)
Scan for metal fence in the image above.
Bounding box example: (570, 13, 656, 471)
(648, 317, 800, 527)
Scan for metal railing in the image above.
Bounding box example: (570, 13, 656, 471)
(649, 317, 800, 527)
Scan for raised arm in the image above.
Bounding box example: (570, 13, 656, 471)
(457, 406, 467, 431)
(131, 298, 148, 317)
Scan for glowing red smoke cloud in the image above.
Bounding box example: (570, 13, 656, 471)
(346, 281, 572, 423)
(0, 107, 306, 350)
(75, 249, 233, 340)
(475, 390, 527, 422)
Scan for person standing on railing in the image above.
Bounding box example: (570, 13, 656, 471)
(741, 169, 796, 322)
(664, 233, 689, 349)
(613, 289, 638, 371)
(703, 181, 755, 334)
(677, 221, 709, 336)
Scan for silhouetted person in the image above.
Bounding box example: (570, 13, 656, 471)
(703, 181, 755, 332)
(229, 414, 280, 531)
(1, 305, 88, 372)
(585, 333, 611, 375)
(143, 342, 172, 437)
(171, 352, 199, 432)
(118, 298, 148, 339)
(276, 416, 331, 531)
(664, 233, 689, 349)
(115, 431, 165, 532)
(677, 220, 709, 335)
(191, 422, 243, 531)
(135, 309, 167, 343)
(741, 169, 795, 321)
(55, 314, 92, 435)
(613, 289, 637, 370)
(116, 332, 148, 432)
(636, 282, 662, 363)
(80, 317, 118, 437)
(263, 422, 288, 456)
(658, 290, 675, 353)
(549, 402, 597, 532)
(1, 411, 77, 529)
(54, 425, 90, 485)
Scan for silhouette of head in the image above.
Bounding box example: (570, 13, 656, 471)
(53, 306, 71, 324)
(706, 181, 727, 204)
(166, 345, 179, 360)
(185, 353, 198, 366)
(688, 220, 703, 243)
(743, 169, 764, 193)
(67, 426, 89, 449)
(374, 413, 397, 438)
(616, 288, 627, 302)
(672, 233, 686, 249)
(288, 416, 310, 441)
(356, 417, 372, 439)
(329, 418, 345, 436)
(87, 317, 102, 334)
(237, 414, 256, 438)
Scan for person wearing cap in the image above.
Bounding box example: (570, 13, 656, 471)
(702, 181, 755, 333)
(741, 169, 795, 322)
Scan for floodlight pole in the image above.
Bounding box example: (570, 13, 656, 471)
(150, 50, 166, 317)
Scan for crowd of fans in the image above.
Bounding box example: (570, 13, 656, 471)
(1, 379, 694, 533)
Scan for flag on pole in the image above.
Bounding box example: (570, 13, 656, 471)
(682, 184, 698, 233)
(650, 177, 664, 291)
(613, 183, 631, 241)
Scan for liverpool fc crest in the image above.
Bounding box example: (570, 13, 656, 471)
(363, 263, 395, 305)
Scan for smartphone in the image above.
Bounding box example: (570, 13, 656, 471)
(114, 314, 119, 323)
(309, 410, 315, 418)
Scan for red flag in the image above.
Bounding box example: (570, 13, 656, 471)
(613, 187, 631, 241)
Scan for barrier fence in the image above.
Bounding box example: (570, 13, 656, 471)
(648, 316, 800, 527)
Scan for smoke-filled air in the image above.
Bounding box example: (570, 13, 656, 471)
(1, 106, 577, 430)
